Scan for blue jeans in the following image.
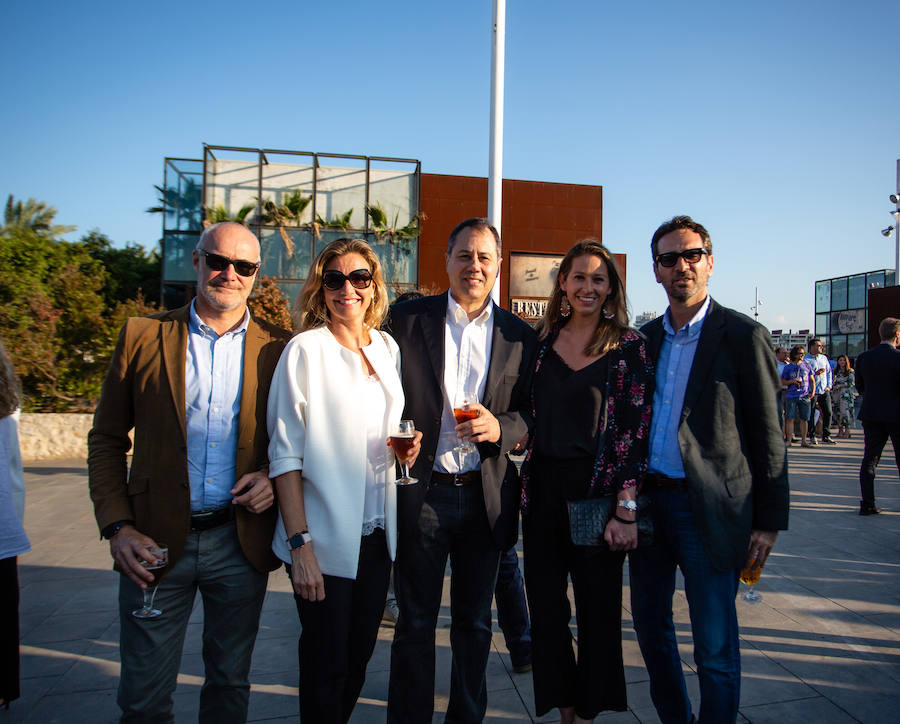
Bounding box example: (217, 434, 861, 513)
(629, 489, 741, 724)
(494, 546, 531, 668)
(117, 522, 268, 724)
(388, 482, 501, 724)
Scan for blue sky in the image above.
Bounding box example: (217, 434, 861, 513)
(2, 0, 898, 332)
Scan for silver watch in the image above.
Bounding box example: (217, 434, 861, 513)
(616, 499, 638, 512)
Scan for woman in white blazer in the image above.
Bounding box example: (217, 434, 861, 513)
(267, 237, 420, 723)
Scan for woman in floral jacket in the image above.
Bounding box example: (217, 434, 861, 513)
(833, 354, 857, 438)
(521, 239, 653, 724)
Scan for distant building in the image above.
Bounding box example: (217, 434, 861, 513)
(634, 311, 657, 327)
(769, 330, 810, 351)
(814, 269, 896, 359)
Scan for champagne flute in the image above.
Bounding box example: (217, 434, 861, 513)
(391, 420, 418, 486)
(740, 559, 763, 604)
(452, 395, 478, 466)
(132, 547, 169, 619)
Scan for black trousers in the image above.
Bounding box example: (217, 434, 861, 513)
(290, 528, 392, 723)
(522, 458, 627, 719)
(809, 391, 833, 438)
(859, 421, 900, 506)
(0, 556, 20, 704)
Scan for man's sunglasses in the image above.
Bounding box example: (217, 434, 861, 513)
(655, 248, 709, 268)
(198, 250, 260, 277)
(322, 268, 373, 291)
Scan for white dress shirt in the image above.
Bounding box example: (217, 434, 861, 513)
(434, 295, 494, 474)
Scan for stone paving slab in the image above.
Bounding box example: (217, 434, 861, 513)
(2, 435, 898, 723)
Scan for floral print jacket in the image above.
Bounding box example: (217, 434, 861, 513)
(521, 328, 655, 510)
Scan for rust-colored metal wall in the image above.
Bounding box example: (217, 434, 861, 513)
(867, 286, 900, 348)
(419, 174, 622, 309)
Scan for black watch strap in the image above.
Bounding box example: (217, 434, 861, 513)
(101, 519, 135, 539)
(287, 530, 312, 550)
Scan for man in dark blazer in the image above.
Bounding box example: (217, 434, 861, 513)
(386, 218, 537, 723)
(89, 222, 290, 723)
(630, 216, 789, 724)
(854, 316, 900, 515)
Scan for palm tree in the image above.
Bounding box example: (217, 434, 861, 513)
(146, 181, 203, 230)
(365, 202, 423, 255)
(315, 208, 355, 232)
(203, 203, 256, 227)
(259, 190, 312, 257)
(3, 195, 75, 237)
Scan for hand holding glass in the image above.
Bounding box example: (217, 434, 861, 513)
(740, 559, 763, 604)
(391, 420, 418, 486)
(453, 396, 479, 461)
(132, 547, 168, 619)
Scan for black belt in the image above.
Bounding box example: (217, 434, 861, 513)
(646, 473, 688, 492)
(431, 471, 482, 487)
(190, 505, 234, 531)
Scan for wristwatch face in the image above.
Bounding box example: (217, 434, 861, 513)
(617, 500, 638, 512)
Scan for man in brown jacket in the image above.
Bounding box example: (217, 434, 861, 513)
(89, 222, 290, 723)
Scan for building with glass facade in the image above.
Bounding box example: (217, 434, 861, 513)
(814, 269, 896, 358)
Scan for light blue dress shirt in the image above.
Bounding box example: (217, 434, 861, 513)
(648, 296, 712, 478)
(185, 302, 248, 512)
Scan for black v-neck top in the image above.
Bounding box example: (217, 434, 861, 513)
(533, 346, 608, 460)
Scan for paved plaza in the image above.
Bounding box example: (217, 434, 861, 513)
(3, 436, 899, 723)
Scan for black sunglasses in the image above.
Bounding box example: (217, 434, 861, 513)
(655, 248, 709, 268)
(322, 268, 373, 291)
(198, 250, 260, 277)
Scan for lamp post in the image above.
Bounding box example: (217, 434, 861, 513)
(893, 159, 900, 285)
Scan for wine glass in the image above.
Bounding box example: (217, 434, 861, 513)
(740, 560, 763, 604)
(391, 420, 418, 486)
(132, 547, 169, 619)
(452, 395, 478, 466)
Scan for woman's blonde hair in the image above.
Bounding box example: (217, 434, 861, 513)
(293, 237, 389, 333)
(536, 239, 630, 357)
(0, 340, 20, 418)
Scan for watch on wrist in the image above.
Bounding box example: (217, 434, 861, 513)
(287, 530, 312, 550)
(102, 519, 134, 540)
(616, 499, 638, 512)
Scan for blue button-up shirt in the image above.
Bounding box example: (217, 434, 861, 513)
(185, 302, 248, 511)
(648, 296, 711, 478)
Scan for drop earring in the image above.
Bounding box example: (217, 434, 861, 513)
(602, 303, 614, 319)
(560, 296, 571, 317)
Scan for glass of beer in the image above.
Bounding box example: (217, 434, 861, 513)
(453, 395, 478, 465)
(740, 559, 763, 604)
(133, 546, 169, 619)
(391, 420, 418, 486)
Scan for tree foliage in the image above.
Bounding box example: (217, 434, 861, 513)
(0, 197, 160, 411)
(248, 275, 293, 331)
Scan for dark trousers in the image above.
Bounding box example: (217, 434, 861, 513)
(388, 482, 501, 724)
(494, 546, 531, 668)
(291, 528, 392, 723)
(0, 556, 20, 704)
(809, 391, 833, 438)
(859, 421, 900, 506)
(522, 457, 627, 719)
(117, 522, 268, 724)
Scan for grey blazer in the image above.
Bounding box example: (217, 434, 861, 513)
(386, 293, 538, 551)
(641, 298, 790, 571)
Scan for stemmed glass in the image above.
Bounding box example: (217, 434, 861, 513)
(740, 560, 763, 604)
(391, 420, 418, 486)
(452, 395, 478, 467)
(132, 547, 169, 619)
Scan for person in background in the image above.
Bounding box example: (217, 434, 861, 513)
(267, 238, 420, 722)
(854, 317, 900, 516)
(782, 346, 816, 447)
(804, 338, 835, 445)
(832, 354, 857, 439)
(0, 342, 29, 711)
(774, 347, 788, 436)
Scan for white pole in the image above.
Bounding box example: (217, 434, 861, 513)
(488, 0, 505, 304)
(894, 159, 899, 285)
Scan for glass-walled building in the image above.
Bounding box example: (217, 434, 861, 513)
(158, 145, 421, 308)
(814, 269, 896, 359)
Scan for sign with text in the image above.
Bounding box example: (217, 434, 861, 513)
(509, 253, 562, 299)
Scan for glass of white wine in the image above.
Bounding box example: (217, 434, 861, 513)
(132, 547, 169, 619)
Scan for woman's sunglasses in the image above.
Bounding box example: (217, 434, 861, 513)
(198, 250, 260, 277)
(322, 268, 373, 291)
(655, 248, 709, 268)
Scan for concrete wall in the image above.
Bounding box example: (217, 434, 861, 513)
(18, 413, 93, 462)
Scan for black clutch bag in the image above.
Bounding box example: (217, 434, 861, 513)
(567, 495, 653, 549)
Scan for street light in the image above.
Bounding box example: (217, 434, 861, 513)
(891, 160, 900, 285)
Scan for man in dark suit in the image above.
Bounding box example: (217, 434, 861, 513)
(630, 216, 789, 724)
(855, 316, 900, 515)
(386, 218, 537, 723)
(89, 222, 290, 722)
